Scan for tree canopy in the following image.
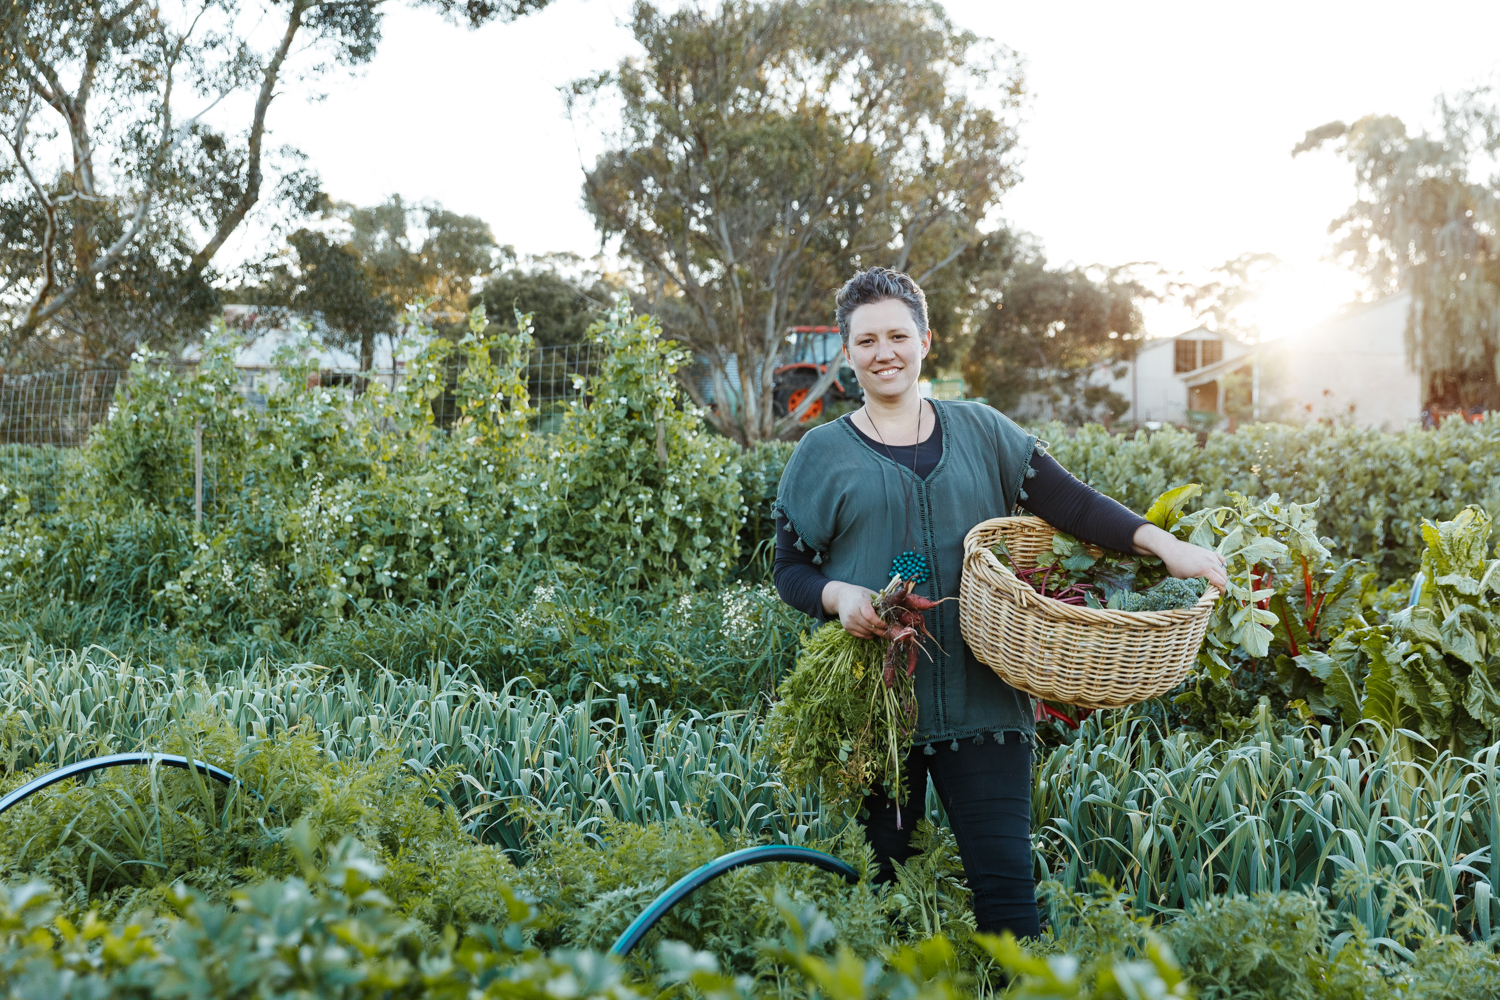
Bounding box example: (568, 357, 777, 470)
(960, 241, 1146, 424)
(1295, 93, 1500, 409)
(572, 0, 1023, 444)
(472, 254, 622, 349)
(243, 195, 501, 368)
(0, 0, 552, 369)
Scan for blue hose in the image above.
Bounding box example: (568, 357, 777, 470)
(609, 844, 860, 957)
(0, 752, 244, 817)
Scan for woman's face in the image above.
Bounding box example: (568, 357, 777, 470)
(844, 298, 931, 404)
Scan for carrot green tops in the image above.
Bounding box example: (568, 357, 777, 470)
(774, 400, 1039, 744)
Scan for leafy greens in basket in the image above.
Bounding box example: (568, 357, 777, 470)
(987, 482, 1211, 611)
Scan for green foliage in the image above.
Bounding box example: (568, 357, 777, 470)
(1032, 712, 1500, 941)
(0, 647, 838, 853)
(302, 575, 802, 709)
(1145, 482, 1203, 530)
(472, 254, 618, 348)
(1038, 417, 1500, 582)
(1294, 505, 1500, 756)
(0, 644, 1493, 992)
(0, 837, 671, 1000)
(0, 302, 746, 641)
(1177, 491, 1330, 665)
(546, 299, 743, 583)
(766, 623, 892, 811)
(1032, 879, 1500, 1000)
(517, 815, 885, 978)
(982, 929, 1188, 1000)
(737, 439, 797, 575)
(1165, 891, 1389, 1000)
(765, 574, 928, 814)
(0, 721, 519, 933)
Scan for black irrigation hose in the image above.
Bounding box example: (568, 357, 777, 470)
(609, 845, 861, 957)
(0, 753, 245, 817)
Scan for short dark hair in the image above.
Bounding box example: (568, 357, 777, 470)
(835, 267, 929, 345)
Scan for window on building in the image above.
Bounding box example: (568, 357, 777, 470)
(1201, 340, 1223, 366)
(1174, 340, 1198, 373)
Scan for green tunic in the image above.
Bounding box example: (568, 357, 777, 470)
(774, 399, 1039, 745)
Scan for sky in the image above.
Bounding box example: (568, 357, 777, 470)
(249, 0, 1500, 340)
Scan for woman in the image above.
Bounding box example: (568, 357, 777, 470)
(773, 267, 1227, 938)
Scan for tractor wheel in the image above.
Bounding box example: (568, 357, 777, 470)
(774, 371, 826, 422)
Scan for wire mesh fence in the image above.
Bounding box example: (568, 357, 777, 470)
(0, 371, 125, 511)
(0, 344, 604, 511)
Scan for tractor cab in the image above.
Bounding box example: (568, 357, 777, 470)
(774, 326, 862, 423)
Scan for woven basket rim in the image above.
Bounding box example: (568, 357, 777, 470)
(962, 515, 1220, 624)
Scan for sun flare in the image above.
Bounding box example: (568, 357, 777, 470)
(1240, 263, 1363, 342)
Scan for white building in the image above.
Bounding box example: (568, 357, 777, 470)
(1100, 326, 1249, 424)
(212, 304, 418, 375)
(1186, 292, 1421, 432)
(1100, 292, 1424, 432)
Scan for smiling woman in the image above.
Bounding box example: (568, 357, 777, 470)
(770, 266, 1228, 939)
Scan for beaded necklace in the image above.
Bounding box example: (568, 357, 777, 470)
(865, 395, 931, 585)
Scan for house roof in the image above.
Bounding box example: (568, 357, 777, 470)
(1133, 324, 1238, 353)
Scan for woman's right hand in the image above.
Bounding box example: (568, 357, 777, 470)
(822, 580, 889, 638)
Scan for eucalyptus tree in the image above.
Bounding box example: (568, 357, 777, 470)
(1295, 92, 1500, 410)
(0, 0, 549, 368)
(571, 0, 1023, 445)
(248, 194, 502, 369)
(961, 241, 1146, 424)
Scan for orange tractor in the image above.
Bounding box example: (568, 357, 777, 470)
(773, 326, 862, 423)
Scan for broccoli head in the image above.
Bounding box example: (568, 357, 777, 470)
(1108, 576, 1207, 612)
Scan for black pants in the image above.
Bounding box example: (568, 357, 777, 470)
(860, 736, 1040, 938)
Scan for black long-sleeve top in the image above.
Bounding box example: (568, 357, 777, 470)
(773, 416, 1148, 618)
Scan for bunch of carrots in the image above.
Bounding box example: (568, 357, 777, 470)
(766, 575, 948, 816)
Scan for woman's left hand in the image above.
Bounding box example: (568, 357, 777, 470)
(1132, 523, 1228, 593)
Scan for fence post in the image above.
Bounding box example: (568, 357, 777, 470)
(193, 420, 203, 526)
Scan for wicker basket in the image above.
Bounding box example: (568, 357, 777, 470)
(959, 516, 1218, 709)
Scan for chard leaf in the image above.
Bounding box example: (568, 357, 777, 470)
(1434, 573, 1484, 596)
(1361, 632, 1416, 734)
(1314, 561, 1373, 638)
(1145, 483, 1203, 530)
(1239, 621, 1274, 658)
(1199, 648, 1231, 683)
(1389, 606, 1445, 646)
(1294, 650, 1336, 680)
(1438, 604, 1487, 668)
(1478, 559, 1500, 597)
(1421, 505, 1494, 603)
(1061, 552, 1097, 573)
(1463, 667, 1500, 731)
(1397, 646, 1459, 739)
(1322, 664, 1364, 726)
